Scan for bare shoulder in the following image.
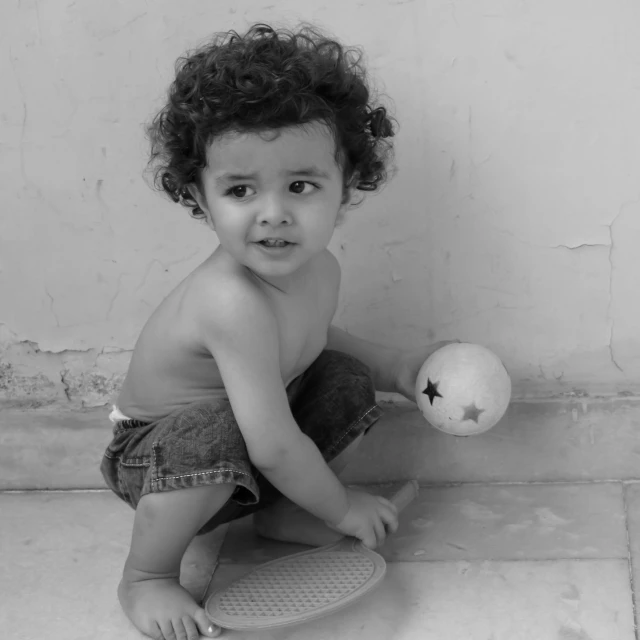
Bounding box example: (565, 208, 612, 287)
(187, 259, 271, 335)
(182, 249, 340, 346)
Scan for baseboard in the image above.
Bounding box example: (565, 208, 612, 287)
(1, 397, 640, 490)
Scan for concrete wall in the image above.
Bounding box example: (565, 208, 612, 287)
(2, 0, 639, 408)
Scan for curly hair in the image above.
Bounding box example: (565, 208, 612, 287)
(145, 22, 397, 218)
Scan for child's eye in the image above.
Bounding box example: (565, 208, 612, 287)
(225, 185, 255, 199)
(290, 181, 319, 195)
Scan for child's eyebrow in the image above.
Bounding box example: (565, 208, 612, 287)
(215, 167, 331, 183)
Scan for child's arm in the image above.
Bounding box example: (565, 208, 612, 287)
(197, 279, 350, 527)
(327, 325, 458, 403)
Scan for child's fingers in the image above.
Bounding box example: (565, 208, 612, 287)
(376, 496, 398, 513)
(360, 528, 378, 549)
(373, 519, 387, 547)
(376, 496, 400, 528)
(373, 501, 399, 535)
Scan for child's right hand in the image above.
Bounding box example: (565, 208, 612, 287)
(326, 488, 399, 549)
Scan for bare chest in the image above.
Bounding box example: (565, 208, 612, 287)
(117, 253, 339, 419)
(265, 270, 337, 386)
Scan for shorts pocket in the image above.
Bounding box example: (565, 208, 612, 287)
(118, 455, 151, 508)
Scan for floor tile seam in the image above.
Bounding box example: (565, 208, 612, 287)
(4, 478, 640, 495)
(622, 484, 639, 640)
(415, 479, 640, 487)
(217, 556, 629, 566)
(0, 488, 112, 494)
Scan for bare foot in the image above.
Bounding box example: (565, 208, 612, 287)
(118, 573, 221, 639)
(253, 498, 344, 547)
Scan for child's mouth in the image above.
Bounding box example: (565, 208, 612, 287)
(258, 241, 293, 248)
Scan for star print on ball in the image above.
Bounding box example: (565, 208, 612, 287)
(461, 403, 484, 423)
(423, 379, 443, 405)
(415, 343, 511, 436)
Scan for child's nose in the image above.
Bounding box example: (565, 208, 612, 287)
(257, 195, 293, 226)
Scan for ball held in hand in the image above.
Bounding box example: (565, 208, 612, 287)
(415, 342, 511, 436)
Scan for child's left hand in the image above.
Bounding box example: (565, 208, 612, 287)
(392, 340, 460, 404)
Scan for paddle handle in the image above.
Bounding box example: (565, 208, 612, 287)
(389, 480, 419, 513)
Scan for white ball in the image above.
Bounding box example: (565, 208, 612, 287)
(415, 343, 511, 436)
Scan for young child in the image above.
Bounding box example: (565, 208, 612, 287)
(101, 22, 449, 640)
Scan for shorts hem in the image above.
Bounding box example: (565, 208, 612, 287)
(142, 468, 260, 506)
(325, 402, 384, 461)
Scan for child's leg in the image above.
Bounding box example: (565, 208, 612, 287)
(119, 482, 234, 640)
(102, 399, 265, 639)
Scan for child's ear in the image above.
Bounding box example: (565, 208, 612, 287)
(340, 183, 356, 207)
(186, 183, 209, 216)
(335, 185, 355, 225)
(335, 201, 349, 228)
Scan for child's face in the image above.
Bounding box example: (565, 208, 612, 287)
(190, 121, 350, 286)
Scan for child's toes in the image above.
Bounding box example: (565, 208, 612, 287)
(194, 608, 221, 637)
(181, 615, 201, 639)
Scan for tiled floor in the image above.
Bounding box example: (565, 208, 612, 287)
(2, 481, 639, 640)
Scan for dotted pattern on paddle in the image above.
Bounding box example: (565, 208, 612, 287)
(217, 552, 376, 618)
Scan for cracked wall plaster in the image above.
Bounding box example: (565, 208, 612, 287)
(0, 328, 129, 407)
(3, 0, 640, 408)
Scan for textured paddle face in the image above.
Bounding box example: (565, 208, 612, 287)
(205, 480, 418, 630)
(206, 538, 386, 629)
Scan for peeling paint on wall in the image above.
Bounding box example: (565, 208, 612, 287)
(0, 330, 129, 408)
(3, 0, 640, 410)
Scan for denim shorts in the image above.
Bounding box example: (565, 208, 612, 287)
(100, 349, 384, 535)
